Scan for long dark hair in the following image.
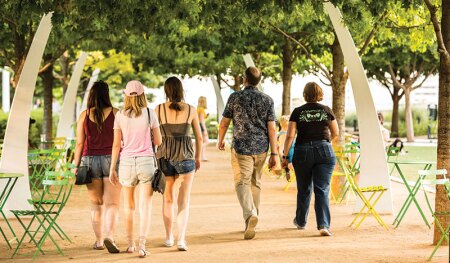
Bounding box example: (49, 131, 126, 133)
(164, 77, 184, 111)
(87, 80, 112, 132)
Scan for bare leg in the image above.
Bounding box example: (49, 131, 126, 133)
(122, 186, 136, 248)
(201, 133, 209, 161)
(86, 179, 104, 246)
(163, 176, 176, 242)
(138, 184, 153, 251)
(176, 172, 195, 243)
(102, 177, 121, 240)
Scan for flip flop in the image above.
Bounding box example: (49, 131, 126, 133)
(103, 238, 120, 253)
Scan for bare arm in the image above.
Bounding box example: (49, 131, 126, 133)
(267, 121, 278, 169)
(281, 122, 297, 168)
(152, 127, 162, 146)
(217, 117, 231, 150)
(191, 106, 203, 171)
(109, 129, 122, 185)
(330, 120, 339, 141)
(73, 111, 86, 167)
(283, 122, 297, 157)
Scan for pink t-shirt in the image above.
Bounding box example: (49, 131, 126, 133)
(114, 107, 159, 159)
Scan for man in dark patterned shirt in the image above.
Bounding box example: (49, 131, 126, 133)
(217, 66, 278, 240)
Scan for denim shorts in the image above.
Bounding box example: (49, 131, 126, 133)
(118, 156, 156, 187)
(158, 159, 195, 176)
(81, 155, 115, 179)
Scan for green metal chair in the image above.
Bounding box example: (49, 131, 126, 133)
(421, 169, 449, 260)
(386, 146, 401, 176)
(10, 169, 74, 258)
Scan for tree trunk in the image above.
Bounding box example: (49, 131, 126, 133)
(391, 88, 402, 138)
(232, 74, 242, 91)
(281, 37, 293, 115)
(404, 87, 415, 142)
(60, 51, 70, 96)
(434, 0, 450, 246)
(41, 62, 54, 143)
(331, 36, 348, 145)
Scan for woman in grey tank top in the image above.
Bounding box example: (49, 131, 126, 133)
(156, 77, 202, 251)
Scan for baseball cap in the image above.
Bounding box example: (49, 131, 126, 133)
(124, 80, 144, 96)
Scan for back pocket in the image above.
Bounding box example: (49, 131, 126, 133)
(293, 148, 308, 162)
(317, 144, 335, 159)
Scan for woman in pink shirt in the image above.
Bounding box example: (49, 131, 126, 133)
(109, 80, 162, 258)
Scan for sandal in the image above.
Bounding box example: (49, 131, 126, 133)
(126, 246, 136, 253)
(138, 248, 149, 258)
(103, 238, 120, 254)
(92, 242, 105, 250)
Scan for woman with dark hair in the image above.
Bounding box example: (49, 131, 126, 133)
(156, 76, 202, 251)
(73, 81, 122, 252)
(281, 82, 338, 236)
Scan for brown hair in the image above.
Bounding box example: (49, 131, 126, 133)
(244, 66, 261, 86)
(123, 93, 147, 117)
(164, 76, 184, 111)
(303, 82, 323, 103)
(87, 80, 113, 132)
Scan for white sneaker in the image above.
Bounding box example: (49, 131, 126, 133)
(319, 228, 332, 236)
(177, 240, 188, 251)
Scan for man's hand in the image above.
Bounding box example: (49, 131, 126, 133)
(217, 140, 225, 151)
(268, 155, 277, 170)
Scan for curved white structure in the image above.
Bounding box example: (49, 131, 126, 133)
(324, 2, 393, 213)
(56, 52, 87, 138)
(0, 13, 53, 215)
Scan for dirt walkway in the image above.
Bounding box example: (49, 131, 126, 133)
(0, 146, 447, 262)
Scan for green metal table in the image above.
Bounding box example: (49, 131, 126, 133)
(389, 160, 435, 228)
(0, 171, 24, 248)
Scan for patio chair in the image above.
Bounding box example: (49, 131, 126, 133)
(420, 169, 449, 260)
(387, 146, 401, 175)
(11, 169, 74, 258)
(337, 152, 389, 230)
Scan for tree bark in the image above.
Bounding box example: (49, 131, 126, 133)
(60, 51, 70, 96)
(41, 62, 54, 144)
(232, 74, 242, 91)
(434, 0, 450, 246)
(331, 36, 348, 145)
(404, 87, 415, 142)
(281, 37, 293, 115)
(390, 87, 403, 137)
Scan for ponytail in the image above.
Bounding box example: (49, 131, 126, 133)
(169, 99, 182, 111)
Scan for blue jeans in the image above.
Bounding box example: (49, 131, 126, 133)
(292, 140, 336, 230)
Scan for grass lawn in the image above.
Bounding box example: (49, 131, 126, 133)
(388, 145, 437, 181)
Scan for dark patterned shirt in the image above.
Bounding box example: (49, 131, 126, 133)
(222, 86, 276, 155)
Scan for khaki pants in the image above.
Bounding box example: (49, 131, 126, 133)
(231, 149, 267, 221)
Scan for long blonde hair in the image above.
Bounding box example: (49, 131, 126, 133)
(123, 93, 147, 117)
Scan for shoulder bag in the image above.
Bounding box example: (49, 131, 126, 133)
(75, 108, 93, 185)
(147, 107, 165, 194)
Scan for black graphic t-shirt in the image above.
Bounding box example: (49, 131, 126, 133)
(289, 102, 335, 144)
(223, 86, 276, 155)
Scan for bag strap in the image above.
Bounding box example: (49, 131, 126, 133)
(146, 108, 156, 154)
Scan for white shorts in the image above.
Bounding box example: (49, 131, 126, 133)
(118, 156, 156, 187)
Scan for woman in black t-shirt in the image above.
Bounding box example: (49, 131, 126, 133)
(281, 82, 339, 236)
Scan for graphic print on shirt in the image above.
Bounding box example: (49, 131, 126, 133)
(298, 109, 329, 122)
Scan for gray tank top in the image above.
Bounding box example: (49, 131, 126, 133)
(156, 104, 194, 161)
